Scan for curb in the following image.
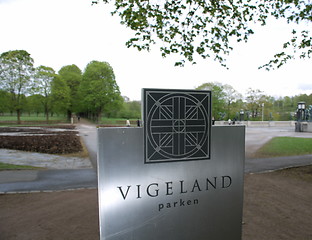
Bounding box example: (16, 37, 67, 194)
(0, 186, 97, 195)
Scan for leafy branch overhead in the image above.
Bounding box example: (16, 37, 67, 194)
(93, 0, 311, 69)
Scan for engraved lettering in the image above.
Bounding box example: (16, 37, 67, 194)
(222, 176, 232, 188)
(206, 177, 217, 190)
(191, 179, 202, 192)
(166, 181, 173, 195)
(117, 185, 131, 200)
(117, 175, 233, 201)
(137, 185, 142, 199)
(147, 183, 159, 197)
(158, 204, 164, 211)
(158, 198, 199, 212)
(180, 180, 187, 194)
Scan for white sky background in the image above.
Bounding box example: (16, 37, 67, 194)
(0, 0, 311, 101)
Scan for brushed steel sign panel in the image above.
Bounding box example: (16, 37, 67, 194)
(143, 89, 211, 163)
(97, 126, 245, 240)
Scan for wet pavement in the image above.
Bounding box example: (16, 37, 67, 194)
(0, 169, 97, 192)
(0, 124, 312, 193)
(245, 154, 312, 173)
(0, 149, 92, 169)
(77, 123, 98, 169)
(0, 122, 98, 193)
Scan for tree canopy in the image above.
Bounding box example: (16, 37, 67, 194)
(0, 90, 11, 114)
(1, 48, 310, 123)
(0, 49, 125, 123)
(58, 64, 82, 119)
(196, 82, 312, 121)
(196, 81, 242, 120)
(93, 0, 311, 69)
(79, 61, 123, 121)
(33, 65, 56, 121)
(50, 75, 71, 115)
(0, 50, 34, 123)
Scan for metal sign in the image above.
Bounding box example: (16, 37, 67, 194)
(97, 89, 245, 240)
(143, 89, 211, 163)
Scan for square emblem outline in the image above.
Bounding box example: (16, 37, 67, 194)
(143, 88, 212, 164)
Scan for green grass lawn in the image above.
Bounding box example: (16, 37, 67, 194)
(0, 114, 68, 126)
(0, 115, 66, 121)
(0, 162, 43, 170)
(256, 137, 312, 158)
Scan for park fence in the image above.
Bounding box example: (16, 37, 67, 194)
(215, 121, 296, 127)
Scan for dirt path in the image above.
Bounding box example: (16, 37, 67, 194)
(1, 165, 311, 240)
(243, 166, 312, 240)
(0, 189, 99, 240)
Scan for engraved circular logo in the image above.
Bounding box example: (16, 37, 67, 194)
(146, 92, 209, 161)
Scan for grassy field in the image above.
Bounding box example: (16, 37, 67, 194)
(256, 137, 312, 158)
(0, 115, 139, 125)
(0, 162, 43, 170)
(0, 114, 67, 121)
(0, 114, 68, 126)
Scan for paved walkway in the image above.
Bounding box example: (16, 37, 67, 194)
(77, 120, 98, 169)
(0, 149, 92, 169)
(0, 169, 97, 193)
(245, 154, 312, 173)
(0, 124, 312, 193)
(0, 120, 98, 193)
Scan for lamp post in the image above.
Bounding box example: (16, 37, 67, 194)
(261, 103, 264, 122)
(297, 102, 306, 122)
(240, 110, 244, 122)
(295, 101, 306, 132)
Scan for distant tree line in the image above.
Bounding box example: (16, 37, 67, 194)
(0, 50, 140, 124)
(196, 82, 312, 121)
(1, 50, 310, 124)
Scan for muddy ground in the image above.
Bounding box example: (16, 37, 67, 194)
(0, 166, 311, 240)
(0, 126, 311, 239)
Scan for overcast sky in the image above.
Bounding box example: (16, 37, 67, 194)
(1, 0, 311, 101)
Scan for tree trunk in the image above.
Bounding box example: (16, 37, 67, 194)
(67, 110, 72, 122)
(46, 112, 49, 123)
(17, 109, 21, 124)
(45, 104, 49, 123)
(97, 111, 102, 124)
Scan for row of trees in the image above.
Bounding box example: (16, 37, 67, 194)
(196, 82, 312, 121)
(0, 50, 130, 123)
(1, 50, 310, 123)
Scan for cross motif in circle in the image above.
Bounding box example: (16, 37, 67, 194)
(144, 89, 211, 163)
(173, 120, 186, 133)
